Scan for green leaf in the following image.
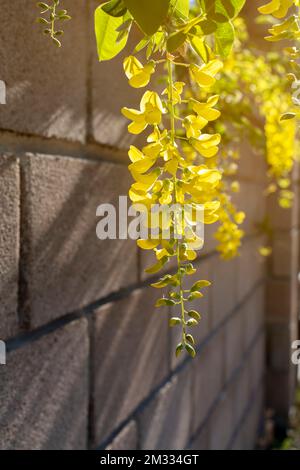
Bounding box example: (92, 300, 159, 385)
(191, 280, 211, 292)
(185, 343, 196, 358)
(188, 291, 204, 301)
(124, 0, 170, 36)
(167, 31, 187, 53)
(215, 0, 246, 19)
(185, 263, 197, 275)
(186, 334, 195, 345)
(186, 318, 198, 327)
(95, 4, 130, 62)
(188, 310, 202, 321)
(224, 0, 246, 18)
(145, 256, 169, 274)
(215, 20, 235, 57)
(169, 317, 182, 327)
(151, 274, 178, 288)
(155, 298, 176, 307)
(171, 0, 190, 17)
(102, 0, 128, 17)
(176, 342, 184, 357)
(280, 112, 297, 121)
(191, 36, 212, 63)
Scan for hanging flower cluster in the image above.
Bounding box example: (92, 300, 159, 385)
(122, 52, 222, 357)
(258, 1, 300, 119)
(257, 1, 299, 206)
(213, 16, 298, 211)
(173, 51, 246, 261)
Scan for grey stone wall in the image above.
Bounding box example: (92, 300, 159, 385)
(0, 0, 297, 450)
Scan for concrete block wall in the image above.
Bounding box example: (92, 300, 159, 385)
(0, 0, 296, 450)
(265, 164, 300, 423)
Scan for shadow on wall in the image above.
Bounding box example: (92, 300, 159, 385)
(17, 155, 138, 330)
(0, 0, 146, 149)
(0, 319, 89, 450)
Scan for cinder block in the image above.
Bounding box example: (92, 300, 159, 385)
(243, 284, 264, 349)
(271, 231, 296, 278)
(187, 426, 209, 450)
(237, 386, 263, 450)
(266, 279, 291, 320)
(224, 310, 244, 381)
(201, 224, 218, 256)
(106, 421, 138, 450)
(170, 256, 213, 369)
(0, 154, 19, 339)
(91, 288, 170, 447)
(249, 333, 265, 392)
(230, 362, 250, 430)
(0, 319, 89, 450)
(208, 390, 234, 450)
(22, 154, 138, 328)
(237, 237, 265, 303)
(267, 193, 297, 231)
(266, 322, 290, 372)
(192, 329, 225, 433)
(232, 181, 266, 235)
(137, 366, 192, 450)
(211, 255, 237, 327)
(0, 0, 87, 142)
(236, 141, 267, 184)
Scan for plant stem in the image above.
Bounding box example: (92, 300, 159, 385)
(167, 56, 186, 346)
(51, 2, 56, 39)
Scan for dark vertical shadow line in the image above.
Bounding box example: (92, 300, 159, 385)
(87, 316, 96, 449)
(86, 0, 94, 450)
(137, 248, 142, 284)
(86, 0, 93, 144)
(17, 157, 31, 330)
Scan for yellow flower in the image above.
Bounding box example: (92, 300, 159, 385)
(258, 0, 294, 19)
(192, 95, 221, 121)
(190, 133, 221, 158)
(123, 56, 156, 88)
(184, 95, 221, 138)
(127, 142, 162, 176)
(259, 246, 272, 257)
(183, 115, 207, 138)
(122, 91, 165, 134)
(190, 60, 223, 87)
(234, 211, 246, 225)
(128, 146, 156, 175)
(204, 200, 220, 224)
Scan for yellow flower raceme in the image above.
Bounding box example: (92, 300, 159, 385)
(258, 0, 294, 19)
(123, 56, 156, 88)
(122, 91, 165, 134)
